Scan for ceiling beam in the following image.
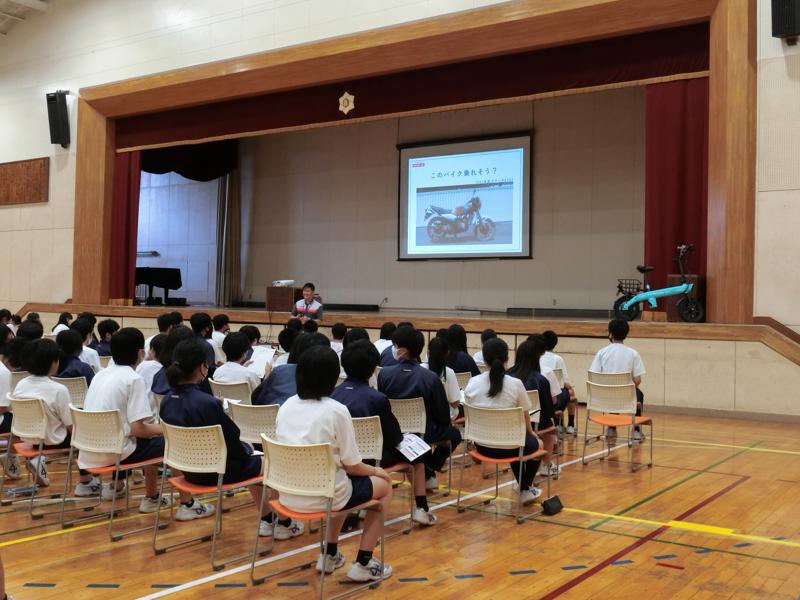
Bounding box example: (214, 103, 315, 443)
(0, 11, 25, 21)
(6, 0, 48, 11)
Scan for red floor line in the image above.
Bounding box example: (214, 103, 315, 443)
(537, 476, 750, 600)
(656, 563, 685, 570)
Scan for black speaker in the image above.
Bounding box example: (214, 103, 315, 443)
(772, 0, 800, 44)
(46, 90, 70, 148)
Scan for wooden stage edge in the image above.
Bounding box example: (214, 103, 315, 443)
(22, 302, 800, 368)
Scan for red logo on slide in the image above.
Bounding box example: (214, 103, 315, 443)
(412, 162, 425, 167)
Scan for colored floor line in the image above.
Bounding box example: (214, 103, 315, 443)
(654, 437, 800, 456)
(655, 563, 684, 570)
(537, 476, 748, 600)
(589, 442, 758, 530)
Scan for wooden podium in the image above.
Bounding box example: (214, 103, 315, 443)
(665, 274, 704, 322)
(266, 286, 303, 313)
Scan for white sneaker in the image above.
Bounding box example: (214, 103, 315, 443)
(546, 463, 561, 478)
(3, 454, 22, 480)
(346, 558, 392, 582)
(27, 455, 49, 487)
(74, 476, 103, 497)
(517, 486, 542, 506)
(566, 426, 576, 435)
(316, 551, 346, 574)
(425, 476, 439, 491)
(632, 429, 645, 441)
(101, 480, 127, 501)
(274, 519, 305, 540)
(139, 495, 172, 513)
(175, 500, 215, 521)
(411, 507, 437, 526)
(258, 519, 274, 537)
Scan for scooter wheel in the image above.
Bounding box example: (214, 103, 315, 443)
(613, 295, 640, 321)
(677, 296, 705, 323)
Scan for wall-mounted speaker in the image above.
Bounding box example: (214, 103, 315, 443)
(772, 0, 800, 44)
(46, 90, 70, 148)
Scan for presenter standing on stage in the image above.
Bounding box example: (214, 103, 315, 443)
(292, 282, 323, 323)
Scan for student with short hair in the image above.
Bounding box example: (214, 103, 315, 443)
(330, 323, 347, 358)
(56, 329, 95, 385)
(378, 326, 461, 491)
(254, 333, 330, 406)
(0, 309, 10, 327)
(189, 313, 218, 375)
(238, 325, 261, 361)
(464, 338, 544, 504)
(16, 320, 43, 341)
(211, 314, 230, 347)
(378, 322, 414, 368)
(446, 324, 480, 376)
(472, 329, 497, 368)
(271, 328, 298, 369)
(169, 311, 184, 327)
(332, 340, 435, 526)
(277, 346, 393, 581)
(0, 325, 12, 346)
(145, 313, 175, 353)
(96, 319, 120, 357)
(285, 318, 302, 332)
(160, 340, 296, 535)
(137, 333, 167, 416)
(213, 332, 262, 390)
(77, 312, 99, 350)
(589, 319, 646, 440)
(303, 319, 319, 333)
(52, 312, 73, 335)
(541, 330, 577, 433)
(424, 337, 461, 422)
(25, 313, 40, 323)
(343, 327, 370, 347)
(291, 282, 323, 322)
(70, 318, 101, 372)
(374, 323, 395, 355)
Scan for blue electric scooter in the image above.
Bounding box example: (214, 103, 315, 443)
(613, 244, 705, 322)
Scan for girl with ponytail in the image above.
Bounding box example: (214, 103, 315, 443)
(464, 338, 545, 504)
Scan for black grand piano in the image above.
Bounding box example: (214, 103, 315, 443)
(135, 267, 183, 305)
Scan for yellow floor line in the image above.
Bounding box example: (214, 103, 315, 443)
(654, 437, 800, 456)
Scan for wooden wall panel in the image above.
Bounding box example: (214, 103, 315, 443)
(0, 157, 49, 205)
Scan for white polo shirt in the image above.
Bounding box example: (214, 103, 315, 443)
(541, 351, 569, 385)
(13, 375, 72, 445)
(213, 361, 261, 391)
(136, 359, 163, 416)
(540, 366, 562, 399)
(271, 353, 289, 368)
(80, 345, 102, 372)
(0, 362, 11, 410)
(212, 330, 226, 347)
(330, 341, 344, 359)
(276, 395, 362, 512)
(52, 323, 70, 335)
(374, 339, 392, 355)
(464, 372, 532, 412)
(422, 363, 461, 420)
(79, 364, 153, 468)
(472, 350, 484, 367)
(590, 343, 646, 379)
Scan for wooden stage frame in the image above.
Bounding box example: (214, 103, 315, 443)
(72, 0, 756, 325)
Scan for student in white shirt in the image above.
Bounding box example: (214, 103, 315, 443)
(464, 338, 544, 504)
(423, 337, 461, 422)
(211, 314, 230, 348)
(213, 332, 262, 391)
(472, 328, 497, 369)
(541, 330, 578, 434)
(373, 322, 395, 356)
(145, 313, 178, 354)
(589, 319, 647, 440)
(51, 312, 72, 335)
(276, 346, 393, 582)
(70, 318, 102, 372)
(136, 333, 167, 417)
(330, 322, 347, 359)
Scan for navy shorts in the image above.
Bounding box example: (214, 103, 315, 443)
(554, 388, 570, 412)
(184, 455, 262, 487)
(342, 476, 373, 510)
(122, 436, 165, 465)
(0, 412, 11, 434)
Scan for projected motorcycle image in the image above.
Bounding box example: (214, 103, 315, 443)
(417, 182, 513, 245)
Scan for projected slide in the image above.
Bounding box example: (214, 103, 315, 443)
(398, 134, 531, 260)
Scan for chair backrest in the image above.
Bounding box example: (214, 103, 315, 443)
(153, 393, 164, 421)
(69, 405, 125, 455)
(463, 404, 527, 449)
(10, 371, 29, 391)
(455, 371, 472, 390)
(162, 422, 227, 474)
(388, 397, 426, 435)
(351, 416, 383, 461)
(51, 376, 88, 409)
(552, 367, 565, 389)
(261, 435, 336, 499)
(587, 370, 632, 385)
(228, 402, 278, 444)
(99, 356, 112, 369)
(585, 381, 637, 415)
(526, 389, 541, 413)
(209, 379, 252, 405)
(8, 396, 47, 440)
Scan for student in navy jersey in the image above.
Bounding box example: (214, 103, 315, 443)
(445, 324, 480, 376)
(331, 340, 436, 526)
(151, 326, 199, 397)
(96, 319, 120, 357)
(377, 326, 461, 492)
(378, 321, 415, 367)
(253, 332, 329, 405)
(56, 329, 95, 384)
(189, 313, 218, 376)
(292, 282, 323, 322)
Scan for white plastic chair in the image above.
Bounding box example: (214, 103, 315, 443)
(250, 436, 386, 599)
(209, 379, 252, 406)
(587, 370, 632, 385)
(455, 372, 472, 390)
(51, 376, 88, 409)
(228, 403, 278, 445)
(581, 381, 652, 472)
(153, 423, 263, 570)
(9, 371, 29, 392)
(456, 404, 549, 524)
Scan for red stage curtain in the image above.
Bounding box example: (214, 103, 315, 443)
(644, 78, 709, 292)
(109, 151, 141, 301)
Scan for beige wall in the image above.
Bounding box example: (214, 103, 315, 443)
(242, 88, 646, 311)
(755, 0, 800, 333)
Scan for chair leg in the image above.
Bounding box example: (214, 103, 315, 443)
(109, 464, 168, 542)
(456, 447, 467, 513)
(58, 450, 104, 529)
(250, 489, 276, 585)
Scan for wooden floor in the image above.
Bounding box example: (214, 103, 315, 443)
(3, 410, 800, 599)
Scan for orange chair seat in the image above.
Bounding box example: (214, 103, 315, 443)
(467, 449, 547, 465)
(167, 474, 262, 494)
(268, 498, 380, 521)
(589, 414, 652, 427)
(86, 457, 163, 475)
(13, 442, 70, 458)
(384, 463, 412, 473)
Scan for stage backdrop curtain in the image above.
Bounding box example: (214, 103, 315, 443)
(215, 170, 242, 307)
(109, 150, 142, 302)
(644, 77, 709, 293)
(141, 140, 238, 181)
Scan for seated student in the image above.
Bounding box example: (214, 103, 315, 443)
(137, 333, 167, 416)
(96, 319, 120, 357)
(238, 325, 262, 361)
(285, 318, 302, 332)
(423, 337, 461, 422)
(0, 330, 20, 480)
(291, 282, 323, 323)
(378, 321, 415, 367)
(330, 323, 347, 358)
(277, 346, 393, 580)
(541, 330, 577, 434)
(25, 313, 40, 323)
(81, 328, 212, 517)
(9, 315, 21, 336)
(0, 309, 10, 328)
(151, 326, 197, 397)
(15, 319, 43, 341)
(213, 332, 262, 391)
(464, 338, 544, 504)
(145, 313, 176, 354)
(373, 322, 395, 355)
(507, 338, 559, 477)
(303, 319, 319, 334)
(378, 326, 461, 491)
(56, 329, 95, 385)
(332, 340, 436, 526)
(472, 329, 497, 368)
(342, 328, 377, 386)
(271, 328, 298, 369)
(446, 324, 480, 377)
(52, 312, 73, 335)
(70, 318, 101, 372)
(0, 325, 12, 346)
(589, 319, 646, 440)
(211, 314, 230, 348)
(77, 312, 100, 350)
(160, 340, 301, 537)
(190, 313, 219, 375)
(254, 333, 330, 406)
